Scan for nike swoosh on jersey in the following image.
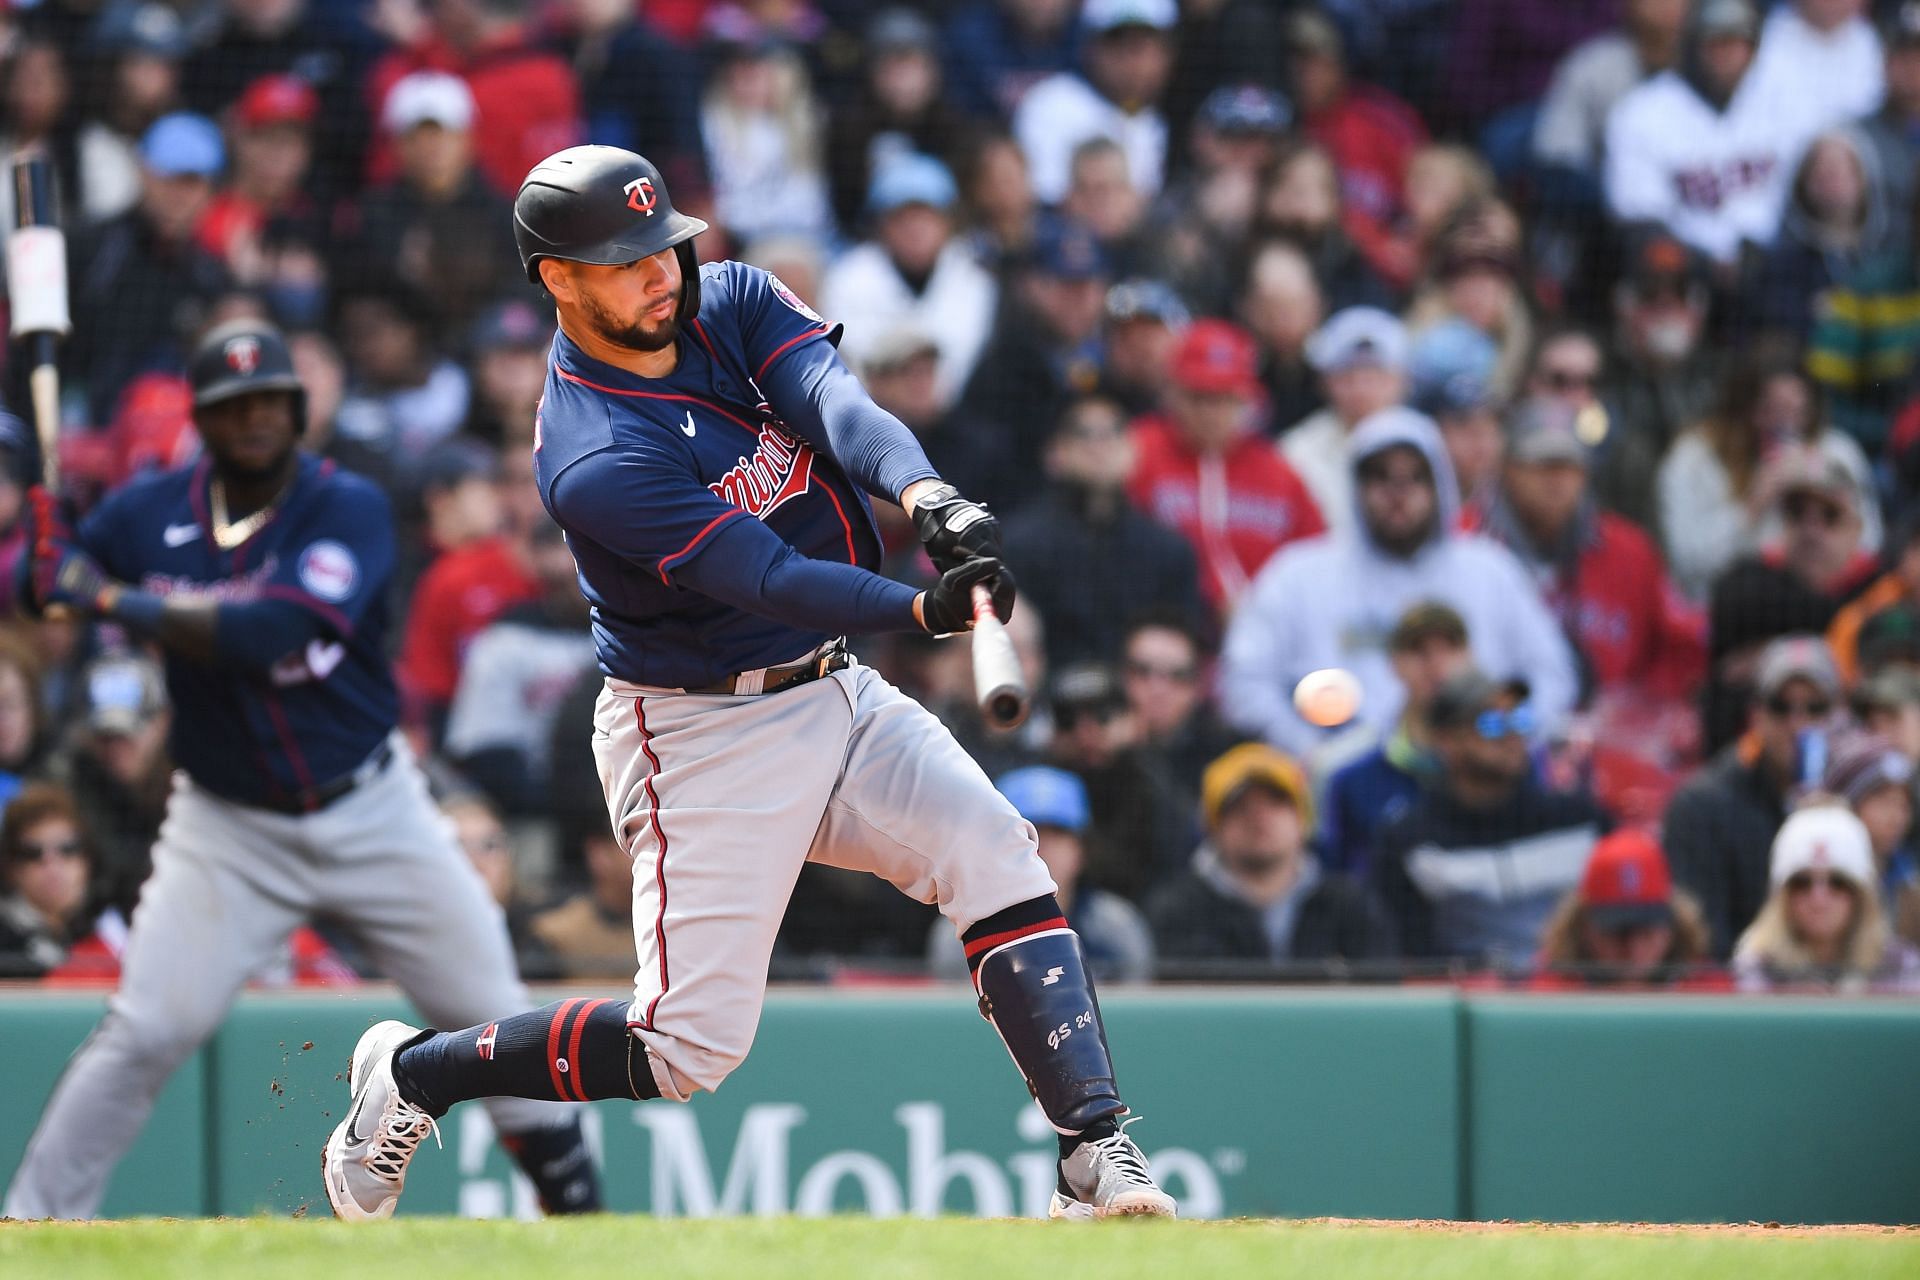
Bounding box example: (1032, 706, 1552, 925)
(681, 411, 697, 437)
(163, 523, 201, 547)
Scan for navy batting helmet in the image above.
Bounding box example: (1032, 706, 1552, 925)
(188, 319, 307, 427)
(514, 146, 709, 321)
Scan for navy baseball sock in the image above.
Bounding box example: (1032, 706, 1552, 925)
(962, 895, 1127, 1161)
(499, 1117, 603, 1215)
(392, 998, 659, 1116)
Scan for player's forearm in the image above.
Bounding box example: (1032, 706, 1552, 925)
(680, 537, 922, 635)
(762, 343, 938, 501)
(101, 588, 325, 668)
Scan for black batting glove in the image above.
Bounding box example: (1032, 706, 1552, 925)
(920, 557, 1017, 635)
(911, 483, 1001, 573)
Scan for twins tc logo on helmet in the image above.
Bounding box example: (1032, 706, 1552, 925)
(224, 336, 261, 375)
(624, 176, 657, 216)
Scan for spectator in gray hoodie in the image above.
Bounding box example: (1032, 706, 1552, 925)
(1220, 405, 1577, 755)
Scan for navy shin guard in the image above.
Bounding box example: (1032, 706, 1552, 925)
(972, 926, 1126, 1134)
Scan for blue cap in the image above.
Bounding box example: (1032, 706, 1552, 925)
(996, 767, 1091, 834)
(1029, 218, 1111, 282)
(140, 113, 224, 179)
(1198, 85, 1293, 136)
(867, 153, 957, 214)
(1409, 319, 1498, 416)
(1104, 278, 1190, 328)
(91, 0, 190, 58)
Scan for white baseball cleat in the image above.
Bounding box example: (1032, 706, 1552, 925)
(1048, 1117, 1178, 1220)
(322, 1019, 440, 1221)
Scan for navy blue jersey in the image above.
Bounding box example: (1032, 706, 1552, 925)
(536, 260, 939, 687)
(78, 453, 399, 807)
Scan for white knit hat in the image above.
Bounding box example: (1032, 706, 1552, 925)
(1769, 805, 1877, 891)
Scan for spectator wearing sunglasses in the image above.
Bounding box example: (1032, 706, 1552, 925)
(1119, 613, 1240, 810)
(1533, 829, 1719, 989)
(0, 785, 105, 979)
(1221, 407, 1576, 756)
(1664, 635, 1840, 956)
(1733, 805, 1920, 993)
(1372, 669, 1603, 963)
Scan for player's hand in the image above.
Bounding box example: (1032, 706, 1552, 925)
(23, 492, 115, 614)
(920, 556, 1016, 635)
(911, 484, 1001, 573)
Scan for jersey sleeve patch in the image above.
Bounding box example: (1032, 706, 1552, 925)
(769, 274, 824, 323)
(297, 540, 360, 603)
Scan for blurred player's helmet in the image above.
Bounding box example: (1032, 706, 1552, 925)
(188, 319, 307, 432)
(514, 146, 709, 323)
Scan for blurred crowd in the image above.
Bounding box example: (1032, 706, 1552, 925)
(2, 0, 1920, 993)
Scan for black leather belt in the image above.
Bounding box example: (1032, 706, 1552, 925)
(684, 641, 851, 696)
(252, 740, 395, 816)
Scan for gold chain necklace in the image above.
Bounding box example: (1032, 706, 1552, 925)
(209, 478, 281, 551)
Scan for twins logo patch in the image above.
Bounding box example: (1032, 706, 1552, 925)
(224, 335, 261, 374)
(297, 540, 358, 603)
(768, 274, 823, 323)
(709, 423, 815, 519)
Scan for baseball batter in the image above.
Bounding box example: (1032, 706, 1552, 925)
(3, 321, 601, 1220)
(320, 146, 1178, 1221)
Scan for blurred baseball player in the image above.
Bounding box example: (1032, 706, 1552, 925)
(4, 320, 601, 1219)
(320, 146, 1178, 1221)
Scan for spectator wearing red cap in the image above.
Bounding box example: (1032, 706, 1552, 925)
(363, 0, 584, 198)
(1127, 319, 1325, 611)
(1733, 805, 1920, 993)
(197, 74, 320, 278)
(1534, 830, 1717, 987)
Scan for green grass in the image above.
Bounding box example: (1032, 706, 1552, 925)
(2, 1217, 1916, 1280)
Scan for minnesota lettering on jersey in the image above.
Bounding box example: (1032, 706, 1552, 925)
(709, 418, 815, 519)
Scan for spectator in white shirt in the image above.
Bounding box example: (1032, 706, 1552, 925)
(1013, 0, 1177, 204)
(1605, 0, 1815, 266)
(820, 153, 997, 409)
(1748, 0, 1885, 132)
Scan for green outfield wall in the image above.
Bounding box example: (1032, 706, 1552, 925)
(1, 988, 1914, 1223)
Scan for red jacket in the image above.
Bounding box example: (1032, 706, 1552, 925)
(1303, 85, 1427, 287)
(1127, 414, 1325, 612)
(366, 34, 583, 197)
(398, 536, 540, 710)
(1465, 503, 1706, 698)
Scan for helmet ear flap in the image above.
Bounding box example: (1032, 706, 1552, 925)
(675, 241, 701, 326)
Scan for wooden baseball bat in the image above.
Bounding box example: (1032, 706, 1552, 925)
(8, 150, 69, 493)
(970, 583, 1029, 729)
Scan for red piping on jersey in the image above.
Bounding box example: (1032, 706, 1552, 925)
(656, 509, 748, 584)
(819, 474, 858, 563)
(546, 998, 583, 1100)
(261, 692, 318, 801)
(257, 584, 356, 638)
(689, 319, 723, 366)
(753, 325, 831, 383)
(635, 700, 672, 1031)
(963, 917, 1070, 961)
(552, 366, 759, 438)
(564, 998, 612, 1101)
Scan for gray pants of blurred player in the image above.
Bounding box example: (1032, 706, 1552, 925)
(2, 736, 571, 1219)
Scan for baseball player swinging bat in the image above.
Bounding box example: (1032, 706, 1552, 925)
(8, 150, 68, 493)
(971, 583, 1029, 728)
(316, 145, 1177, 1224)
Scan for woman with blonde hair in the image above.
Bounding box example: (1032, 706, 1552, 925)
(1535, 829, 1718, 988)
(1734, 805, 1920, 993)
(699, 39, 832, 243)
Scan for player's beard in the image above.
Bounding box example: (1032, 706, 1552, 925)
(581, 285, 681, 353)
